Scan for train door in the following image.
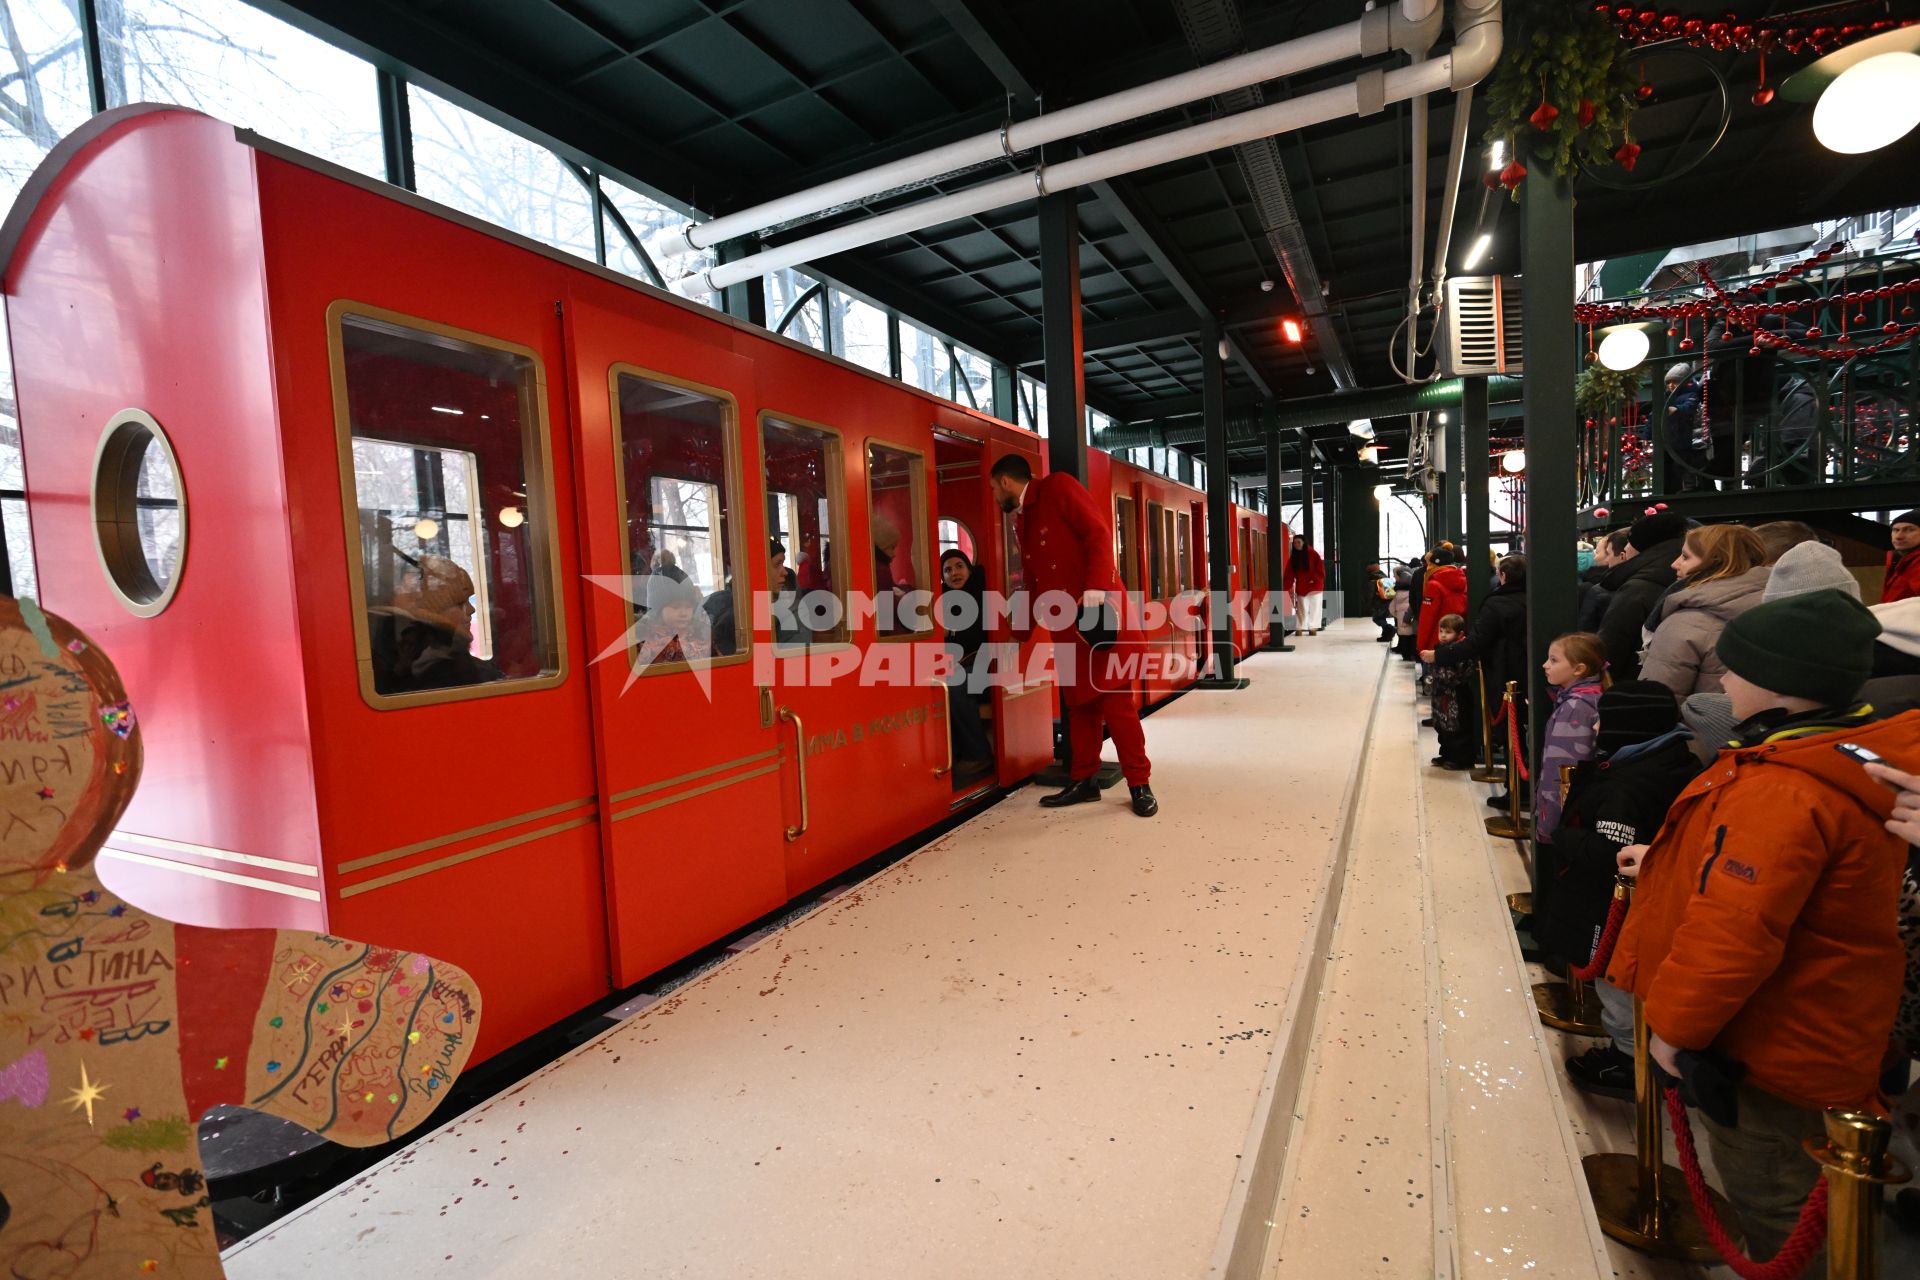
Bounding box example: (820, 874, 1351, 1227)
(562, 294, 787, 987)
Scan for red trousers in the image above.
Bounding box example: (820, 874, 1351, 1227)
(1054, 634, 1151, 786)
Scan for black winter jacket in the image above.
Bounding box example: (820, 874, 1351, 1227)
(1577, 562, 1612, 632)
(1433, 580, 1529, 715)
(1596, 538, 1682, 683)
(1537, 731, 1703, 966)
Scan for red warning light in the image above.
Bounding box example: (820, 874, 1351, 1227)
(1280, 317, 1304, 344)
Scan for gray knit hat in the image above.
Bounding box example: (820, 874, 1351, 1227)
(1680, 692, 1740, 763)
(1762, 541, 1859, 603)
(1665, 363, 1694, 383)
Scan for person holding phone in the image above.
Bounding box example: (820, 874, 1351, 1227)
(1606, 589, 1919, 1266)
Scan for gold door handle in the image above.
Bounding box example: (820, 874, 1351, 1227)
(931, 678, 953, 778)
(779, 706, 808, 842)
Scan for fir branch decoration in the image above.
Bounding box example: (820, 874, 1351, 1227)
(1575, 363, 1641, 419)
(1482, 0, 1640, 197)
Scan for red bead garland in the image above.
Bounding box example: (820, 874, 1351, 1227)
(1597, 3, 1914, 54)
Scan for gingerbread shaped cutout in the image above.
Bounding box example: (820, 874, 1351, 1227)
(0, 597, 481, 1276)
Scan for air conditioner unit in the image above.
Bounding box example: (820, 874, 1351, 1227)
(1439, 275, 1523, 377)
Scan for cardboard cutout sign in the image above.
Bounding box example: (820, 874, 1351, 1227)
(0, 598, 481, 1276)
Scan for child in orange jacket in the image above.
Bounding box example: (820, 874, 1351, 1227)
(1608, 589, 1918, 1263)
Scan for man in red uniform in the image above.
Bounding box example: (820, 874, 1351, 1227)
(991, 454, 1156, 817)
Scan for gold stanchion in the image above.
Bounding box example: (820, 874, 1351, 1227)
(1533, 765, 1601, 1033)
(1472, 661, 1503, 783)
(1584, 945, 1730, 1260)
(1487, 681, 1532, 841)
(1807, 1110, 1911, 1280)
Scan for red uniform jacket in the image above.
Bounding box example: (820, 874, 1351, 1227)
(1417, 563, 1470, 652)
(1282, 547, 1326, 596)
(1882, 548, 1920, 604)
(1017, 472, 1133, 701)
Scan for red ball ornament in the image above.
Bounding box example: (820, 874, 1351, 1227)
(1483, 172, 1500, 190)
(1684, 18, 1703, 36)
(1635, 81, 1655, 101)
(1594, 508, 1611, 520)
(1615, 5, 1634, 19)
(1615, 140, 1642, 171)
(1679, 337, 1695, 350)
(1749, 346, 1762, 356)
(1884, 321, 1900, 334)
(1752, 85, 1775, 106)
(1805, 327, 1822, 338)
(1636, 10, 1657, 25)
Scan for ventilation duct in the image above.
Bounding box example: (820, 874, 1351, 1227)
(1438, 275, 1523, 377)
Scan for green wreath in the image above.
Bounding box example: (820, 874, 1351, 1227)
(1482, 0, 1640, 196)
(1575, 362, 1642, 420)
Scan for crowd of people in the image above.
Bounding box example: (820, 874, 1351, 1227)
(1406, 507, 1920, 1264)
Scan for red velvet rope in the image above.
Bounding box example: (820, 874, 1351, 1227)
(1663, 1086, 1830, 1280)
(1567, 893, 1628, 981)
(1507, 702, 1531, 783)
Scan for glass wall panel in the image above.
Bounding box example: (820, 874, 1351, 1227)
(951, 346, 992, 409)
(898, 319, 952, 397)
(827, 291, 891, 375)
(867, 442, 929, 638)
(409, 85, 595, 261)
(768, 267, 826, 352)
(336, 311, 558, 700)
(762, 418, 846, 648)
(613, 371, 742, 667)
(100, 0, 382, 179)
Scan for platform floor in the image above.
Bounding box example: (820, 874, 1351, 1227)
(225, 627, 1389, 1280)
(223, 625, 1920, 1278)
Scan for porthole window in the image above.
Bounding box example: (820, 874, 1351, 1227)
(92, 410, 185, 617)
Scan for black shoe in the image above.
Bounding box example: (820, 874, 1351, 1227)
(1040, 777, 1102, 807)
(1130, 784, 1158, 817)
(1487, 793, 1510, 809)
(1433, 759, 1472, 772)
(1421, 717, 1436, 728)
(1565, 1045, 1635, 1101)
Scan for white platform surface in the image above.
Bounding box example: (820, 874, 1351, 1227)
(225, 628, 1389, 1280)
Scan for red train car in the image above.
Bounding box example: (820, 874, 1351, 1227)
(1, 107, 1260, 1058)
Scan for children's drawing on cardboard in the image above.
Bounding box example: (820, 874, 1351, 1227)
(0, 597, 481, 1276)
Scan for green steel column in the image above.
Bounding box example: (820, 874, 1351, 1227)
(1521, 172, 1580, 813)
(1445, 410, 1466, 546)
(1264, 410, 1293, 651)
(1038, 190, 1088, 480)
(1464, 376, 1492, 623)
(1201, 320, 1237, 683)
(1339, 468, 1379, 617)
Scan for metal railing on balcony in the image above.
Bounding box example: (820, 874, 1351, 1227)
(1573, 246, 1919, 514)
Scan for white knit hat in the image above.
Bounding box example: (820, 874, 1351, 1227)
(1762, 542, 1859, 603)
(1665, 363, 1694, 383)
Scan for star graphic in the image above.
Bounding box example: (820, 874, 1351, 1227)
(36, 786, 53, 800)
(213, 1057, 228, 1070)
(65, 1062, 109, 1127)
(124, 1107, 142, 1123)
(335, 1017, 356, 1041)
(107, 904, 126, 917)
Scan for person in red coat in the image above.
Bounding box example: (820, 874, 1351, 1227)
(991, 454, 1156, 817)
(1880, 510, 1920, 603)
(1416, 545, 1470, 654)
(1282, 535, 1327, 635)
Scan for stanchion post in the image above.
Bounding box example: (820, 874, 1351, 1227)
(1473, 661, 1501, 783)
(1488, 681, 1532, 842)
(1583, 893, 1729, 1262)
(1808, 1110, 1911, 1280)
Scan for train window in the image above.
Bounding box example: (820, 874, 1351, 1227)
(762, 417, 848, 649)
(1146, 501, 1166, 601)
(937, 518, 974, 560)
(332, 306, 562, 706)
(867, 442, 931, 639)
(1167, 514, 1182, 594)
(611, 370, 745, 672)
(1114, 496, 1140, 592)
(92, 410, 185, 617)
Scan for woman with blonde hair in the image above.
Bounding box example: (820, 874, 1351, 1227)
(1639, 523, 1770, 698)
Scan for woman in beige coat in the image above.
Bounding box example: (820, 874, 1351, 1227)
(1638, 524, 1769, 698)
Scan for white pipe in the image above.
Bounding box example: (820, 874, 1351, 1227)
(662, 21, 1373, 258)
(684, 6, 1503, 295)
(1428, 85, 1475, 291)
(1405, 60, 1430, 382)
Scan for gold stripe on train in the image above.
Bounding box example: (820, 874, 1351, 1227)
(336, 796, 597, 874)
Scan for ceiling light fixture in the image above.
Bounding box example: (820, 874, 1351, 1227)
(1347, 418, 1375, 438)
(1501, 449, 1527, 474)
(1597, 325, 1652, 371)
(1812, 52, 1920, 154)
(1280, 317, 1304, 344)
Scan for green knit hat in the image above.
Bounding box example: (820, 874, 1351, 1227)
(1714, 589, 1881, 706)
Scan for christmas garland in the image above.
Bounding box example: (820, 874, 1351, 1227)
(1575, 362, 1643, 417)
(1600, 4, 1918, 105)
(1482, 0, 1641, 196)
